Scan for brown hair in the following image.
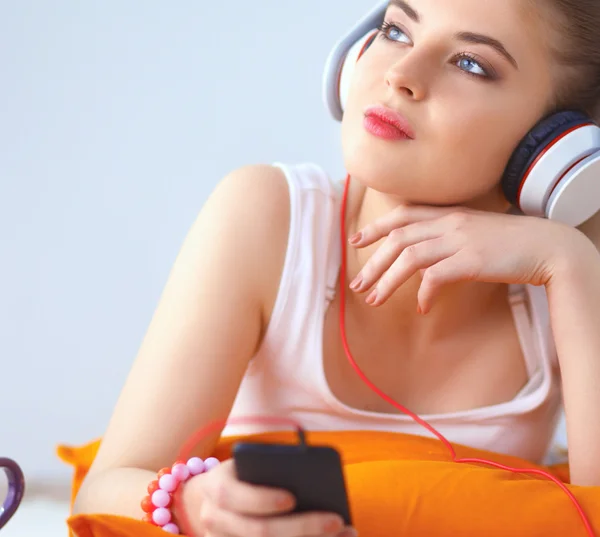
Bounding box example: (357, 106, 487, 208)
(540, 0, 600, 121)
(538, 0, 600, 242)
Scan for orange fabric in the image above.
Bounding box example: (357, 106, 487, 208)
(58, 431, 600, 537)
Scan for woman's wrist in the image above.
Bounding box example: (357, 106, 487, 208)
(141, 457, 220, 534)
(546, 228, 600, 289)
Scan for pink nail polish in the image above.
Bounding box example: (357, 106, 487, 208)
(324, 517, 344, 532)
(350, 275, 363, 290)
(366, 290, 377, 305)
(349, 232, 363, 245)
(276, 494, 294, 509)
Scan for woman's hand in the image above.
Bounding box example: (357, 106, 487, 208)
(348, 204, 588, 313)
(179, 459, 357, 537)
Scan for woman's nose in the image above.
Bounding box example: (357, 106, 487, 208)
(384, 54, 428, 101)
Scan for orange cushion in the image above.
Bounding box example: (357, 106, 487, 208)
(58, 431, 600, 537)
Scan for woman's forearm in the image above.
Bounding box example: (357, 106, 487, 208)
(73, 467, 158, 518)
(72, 467, 203, 534)
(546, 238, 600, 486)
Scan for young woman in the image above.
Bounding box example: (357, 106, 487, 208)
(73, 1, 600, 536)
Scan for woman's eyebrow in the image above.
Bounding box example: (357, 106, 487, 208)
(388, 0, 420, 22)
(456, 32, 519, 70)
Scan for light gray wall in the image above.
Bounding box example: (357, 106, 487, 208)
(0, 0, 368, 483)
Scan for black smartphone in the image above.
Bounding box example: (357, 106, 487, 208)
(232, 441, 352, 525)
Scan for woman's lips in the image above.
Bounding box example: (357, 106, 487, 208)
(363, 105, 415, 141)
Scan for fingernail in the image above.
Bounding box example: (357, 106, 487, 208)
(338, 528, 358, 537)
(349, 232, 362, 245)
(365, 289, 378, 305)
(324, 517, 344, 532)
(349, 274, 363, 290)
(276, 494, 294, 508)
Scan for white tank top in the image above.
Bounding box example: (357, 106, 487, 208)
(223, 162, 563, 464)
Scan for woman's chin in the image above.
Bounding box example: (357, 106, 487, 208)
(342, 155, 420, 197)
(342, 154, 506, 210)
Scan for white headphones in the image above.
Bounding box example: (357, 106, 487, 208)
(322, 1, 600, 227)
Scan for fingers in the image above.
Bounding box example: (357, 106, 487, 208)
(418, 251, 480, 313)
(202, 460, 295, 516)
(350, 205, 458, 247)
(365, 239, 457, 307)
(348, 210, 479, 308)
(194, 460, 357, 537)
(199, 500, 347, 537)
(350, 221, 448, 296)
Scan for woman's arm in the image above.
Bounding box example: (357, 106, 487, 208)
(73, 163, 291, 517)
(546, 234, 600, 487)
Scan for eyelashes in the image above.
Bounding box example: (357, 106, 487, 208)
(375, 20, 497, 80)
(377, 21, 410, 44)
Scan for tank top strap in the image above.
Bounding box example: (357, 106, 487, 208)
(260, 162, 340, 349)
(508, 284, 539, 378)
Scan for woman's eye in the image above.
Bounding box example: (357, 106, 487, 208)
(456, 55, 489, 78)
(378, 22, 411, 44)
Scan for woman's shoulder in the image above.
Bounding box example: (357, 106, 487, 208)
(212, 161, 338, 332)
(212, 162, 323, 327)
(214, 161, 339, 238)
(213, 163, 292, 302)
(216, 162, 291, 210)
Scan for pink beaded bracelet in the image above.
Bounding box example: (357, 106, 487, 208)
(141, 456, 220, 534)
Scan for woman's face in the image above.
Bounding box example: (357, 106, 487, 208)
(341, 0, 557, 210)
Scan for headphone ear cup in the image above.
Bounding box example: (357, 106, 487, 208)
(501, 110, 600, 226)
(502, 110, 591, 206)
(338, 30, 378, 116)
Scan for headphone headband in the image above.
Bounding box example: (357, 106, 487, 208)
(322, 1, 388, 121)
